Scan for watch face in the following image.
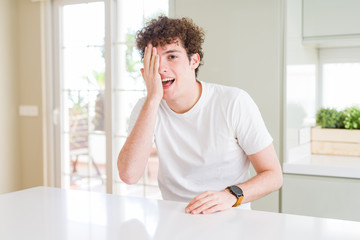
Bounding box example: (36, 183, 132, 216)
(230, 185, 243, 197)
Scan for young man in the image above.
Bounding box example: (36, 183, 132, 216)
(118, 16, 283, 214)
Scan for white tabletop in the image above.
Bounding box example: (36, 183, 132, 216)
(1, 187, 360, 240)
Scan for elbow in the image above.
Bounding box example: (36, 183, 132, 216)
(117, 157, 139, 185)
(278, 174, 283, 190)
(272, 159, 283, 191)
(119, 170, 139, 185)
(275, 170, 283, 191)
(268, 167, 283, 192)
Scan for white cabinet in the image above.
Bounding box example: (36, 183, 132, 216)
(282, 174, 360, 222)
(303, 0, 360, 39)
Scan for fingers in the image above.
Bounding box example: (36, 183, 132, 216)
(186, 191, 209, 209)
(143, 44, 156, 72)
(185, 191, 234, 215)
(150, 47, 157, 76)
(154, 48, 159, 75)
(192, 200, 218, 215)
(142, 44, 160, 80)
(143, 45, 151, 68)
(185, 191, 219, 215)
(201, 205, 222, 215)
(141, 44, 163, 102)
(143, 45, 152, 76)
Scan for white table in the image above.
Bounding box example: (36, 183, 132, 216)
(1, 187, 359, 240)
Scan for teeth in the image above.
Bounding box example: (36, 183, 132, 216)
(162, 78, 175, 82)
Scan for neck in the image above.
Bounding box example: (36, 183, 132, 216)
(166, 80, 202, 114)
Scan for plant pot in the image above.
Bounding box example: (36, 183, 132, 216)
(311, 126, 360, 157)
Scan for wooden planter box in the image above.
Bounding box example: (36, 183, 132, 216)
(311, 127, 360, 157)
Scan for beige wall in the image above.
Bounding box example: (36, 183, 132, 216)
(0, 0, 21, 194)
(18, 0, 44, 189)
(0, 0, 44, 194)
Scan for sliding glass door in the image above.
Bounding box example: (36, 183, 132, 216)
(53, 0, 168, 197)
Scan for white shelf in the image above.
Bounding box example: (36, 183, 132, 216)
(283, 154, 360, 179)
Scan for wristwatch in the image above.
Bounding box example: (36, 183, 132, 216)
(226, 185, 244, 207)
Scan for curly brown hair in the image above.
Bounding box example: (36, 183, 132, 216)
(136, 16, 205, 77)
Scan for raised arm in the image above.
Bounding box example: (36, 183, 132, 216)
(117, 44, 163, 184)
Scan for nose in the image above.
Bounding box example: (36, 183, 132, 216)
(158, 56, 168, 74)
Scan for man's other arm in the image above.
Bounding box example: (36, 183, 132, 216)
(185, 143, 283, 214)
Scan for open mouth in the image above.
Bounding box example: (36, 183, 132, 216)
(162, 78, 175, 88)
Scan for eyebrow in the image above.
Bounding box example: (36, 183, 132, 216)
(162, 49, 182, 55)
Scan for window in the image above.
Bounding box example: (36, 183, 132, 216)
(54, 1, 107, 192)
(53, 0, 168, 198)
(319, 47, 360, 110)
(286, 64, 316, 128)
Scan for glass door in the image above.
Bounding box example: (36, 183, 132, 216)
(55, 0, 107, 192)
(53, 0, 168, 196)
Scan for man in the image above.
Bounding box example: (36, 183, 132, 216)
(118, 16, 283, 215)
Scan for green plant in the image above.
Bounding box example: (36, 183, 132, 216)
(343, 106, 360, 129)
(125, 31, 142, 80)
(316, 108, 345, 128)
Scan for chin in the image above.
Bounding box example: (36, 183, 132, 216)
(162, 92, 174, 102)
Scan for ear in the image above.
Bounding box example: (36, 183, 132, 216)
(190, 53, 200, 70)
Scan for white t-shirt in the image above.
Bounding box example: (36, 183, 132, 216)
(128, 81, 273, 209)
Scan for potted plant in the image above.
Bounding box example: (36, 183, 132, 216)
(311, 106, 360, 157)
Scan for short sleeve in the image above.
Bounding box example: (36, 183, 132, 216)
(233, 91, 273, 155)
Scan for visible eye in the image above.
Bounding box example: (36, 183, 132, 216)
(168, 55, 177, 60)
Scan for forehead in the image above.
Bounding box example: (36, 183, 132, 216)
(155, 41, 187, 55)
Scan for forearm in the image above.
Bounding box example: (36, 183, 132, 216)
(117, 98, 160, 184)
(236, 144, 283, 204)
(237, 168, 283, 204)
(185, 145, 282, 215)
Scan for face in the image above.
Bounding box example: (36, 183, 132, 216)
(155, 41, 200, 102)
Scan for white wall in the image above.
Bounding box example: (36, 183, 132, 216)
(0, 0, 21, 194)
(285, 0, 318, 153)
(172, 0, 284, 212)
